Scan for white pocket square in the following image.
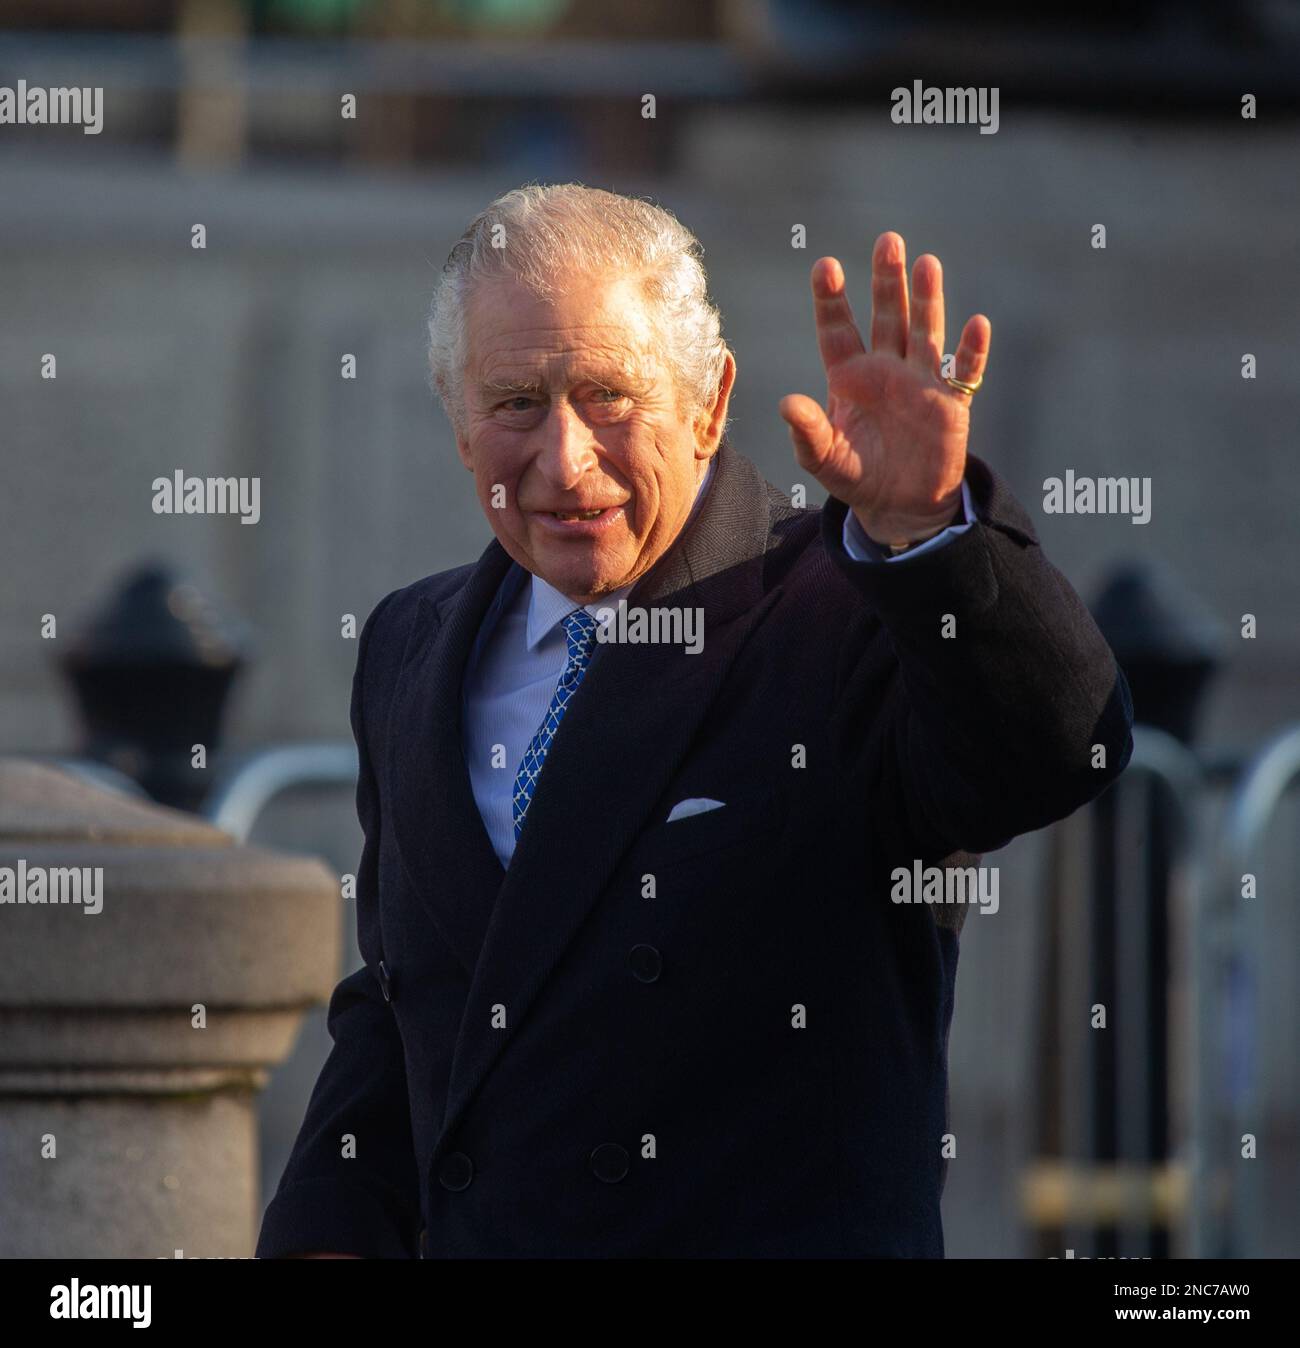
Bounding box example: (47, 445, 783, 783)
(666, 797, 725, 822)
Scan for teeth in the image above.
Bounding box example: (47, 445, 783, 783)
(553, 509, 604, 521)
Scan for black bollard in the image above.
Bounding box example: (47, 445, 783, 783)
(1092, 562, 1223, 744)
(58, 563, 247, 812)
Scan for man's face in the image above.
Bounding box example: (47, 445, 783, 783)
(454, 270, 732, 605)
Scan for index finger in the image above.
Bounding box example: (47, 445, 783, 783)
(811, 256, 867, 374)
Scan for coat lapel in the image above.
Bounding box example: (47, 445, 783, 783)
(387, 545, 514, 979)
(439, 441, 783, 1140)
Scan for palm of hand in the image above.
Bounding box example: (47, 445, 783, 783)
(779, 233, 991, 547)
(821, 353, 971, 525)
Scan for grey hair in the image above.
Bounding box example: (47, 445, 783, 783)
(426, 182, 730, 435)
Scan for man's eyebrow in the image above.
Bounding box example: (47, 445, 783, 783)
(599, 371, 655, 394)
(479, 370, 655, 399)
(480, 377, 546, 396)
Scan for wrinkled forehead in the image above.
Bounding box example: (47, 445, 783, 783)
(464, 269, 666, 386)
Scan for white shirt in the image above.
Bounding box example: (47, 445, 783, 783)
(462, 458, 975, 868)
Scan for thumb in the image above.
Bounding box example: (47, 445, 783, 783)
(778, 394, 833, 474)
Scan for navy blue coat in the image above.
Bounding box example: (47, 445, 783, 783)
(256, 440, 1132, 1258)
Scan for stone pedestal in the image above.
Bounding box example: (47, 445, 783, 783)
(0, 759, 339, 1257)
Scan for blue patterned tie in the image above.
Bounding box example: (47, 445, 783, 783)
(513, 608, 599, 840)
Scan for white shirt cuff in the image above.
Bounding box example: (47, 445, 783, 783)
(841, 479, 976, 563)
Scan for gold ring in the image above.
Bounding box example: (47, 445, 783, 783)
(944, 374, 983, 396)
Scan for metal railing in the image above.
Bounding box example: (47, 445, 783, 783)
(1213, 725, 1300, 1257)
(201, 741, 358, 842)
(1021, 722, 1300, 1258)
(1024, 727, 1207, 1257)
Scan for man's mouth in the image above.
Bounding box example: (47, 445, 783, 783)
(529, 502, 628, 536)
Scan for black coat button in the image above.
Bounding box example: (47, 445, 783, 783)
(438, 1151, 473, 1191)
(628, 944, 662, 983)
(589, 1142, 629, 1183)
(377, 960, 392, 1002)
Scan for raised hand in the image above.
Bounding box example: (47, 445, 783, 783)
(778, 232, 991, 549)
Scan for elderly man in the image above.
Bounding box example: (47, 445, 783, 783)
(257, 184, 1132, 1259)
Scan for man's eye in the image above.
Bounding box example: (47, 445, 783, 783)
(502, 397, 535, 412)
(593, 388, 627, 403)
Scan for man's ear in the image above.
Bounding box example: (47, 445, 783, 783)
(695, 349, 736, 460)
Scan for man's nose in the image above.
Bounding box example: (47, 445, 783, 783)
(534, 400, 597, 490)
